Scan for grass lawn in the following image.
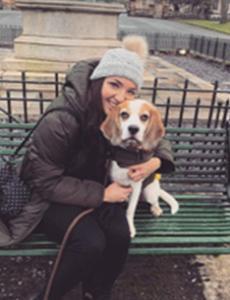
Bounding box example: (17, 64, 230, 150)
(179, 19, 230, 35)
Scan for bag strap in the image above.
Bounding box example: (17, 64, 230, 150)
(12, 107, 81, 158)
(43, 208, 94, 300)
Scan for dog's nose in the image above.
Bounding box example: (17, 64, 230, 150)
(128, 125, 139, 135)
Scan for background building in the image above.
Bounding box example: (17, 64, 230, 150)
(210, 0, 230, 19)
(127, 0, 170, 18)
(127, 0, 230, 19)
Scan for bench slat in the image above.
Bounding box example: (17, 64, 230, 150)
(129, 247, 230, 255)
(163, 178, 226, 184)
(2, 246, 230, 256)
(132, 235, 230, 244)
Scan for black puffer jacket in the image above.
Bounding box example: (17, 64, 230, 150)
(0, 60, 174, 246)
(21, 61, 108, 208)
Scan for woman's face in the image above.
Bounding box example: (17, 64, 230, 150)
(101, 76, 138, 115)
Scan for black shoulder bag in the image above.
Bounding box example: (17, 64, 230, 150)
(0, 107, 81, 220)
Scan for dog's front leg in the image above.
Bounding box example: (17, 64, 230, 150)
(126, 182, 142, 238)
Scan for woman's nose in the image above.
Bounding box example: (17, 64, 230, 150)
(116, 90, 127, 103)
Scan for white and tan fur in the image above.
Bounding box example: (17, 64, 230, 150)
(100, 99, 179, 238)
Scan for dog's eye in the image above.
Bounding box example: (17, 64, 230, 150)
(140, 114, 149, 122)
(120, 111, 129, 120)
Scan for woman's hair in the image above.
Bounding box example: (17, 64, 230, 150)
(85, 78, 105, 129)
(90, 35, 148, 90)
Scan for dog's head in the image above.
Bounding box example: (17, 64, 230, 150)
(100, 99, 165, 152)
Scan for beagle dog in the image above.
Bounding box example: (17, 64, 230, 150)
(100, 99, 179, 238)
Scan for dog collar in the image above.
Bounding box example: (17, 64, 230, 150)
(107, 146, 154, 168)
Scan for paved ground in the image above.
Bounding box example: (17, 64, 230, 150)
(0, 48, 13, 69)
(158, 53, 230, 89)
(196, 255, 230, 300)
(0, 255, 207, 300)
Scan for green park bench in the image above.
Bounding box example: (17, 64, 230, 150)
(0, 121, 229, 256)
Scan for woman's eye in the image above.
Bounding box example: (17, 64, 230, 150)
(140, 114, 149, 122)
(110, 82, 119, 89)
(120, 111, 129, 120)
(128, 90, 137, 96)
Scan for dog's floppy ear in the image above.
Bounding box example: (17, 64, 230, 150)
(142, 106, 165, 151)
(100, 107, 121, 145)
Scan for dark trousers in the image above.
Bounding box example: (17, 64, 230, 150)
(38, 202, 131, 300)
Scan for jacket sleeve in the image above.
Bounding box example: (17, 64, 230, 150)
(154, 138, 175, 173)
(21, 111, 104, 208)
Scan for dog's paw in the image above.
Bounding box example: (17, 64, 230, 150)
(127, 218, 136, 238)
(151, 206, 163, 217)
(130, 227, 136, 238)
(171, 202, 179, 215)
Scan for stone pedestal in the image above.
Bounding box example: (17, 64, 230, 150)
(0, 0, 127, 107)
(2, 0, 125, 73)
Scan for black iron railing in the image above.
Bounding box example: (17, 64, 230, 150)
(144, 78, 229, 128)
(0, 72, 229, 127)
(119, 31, 230, 65)
(0, 72, 63, 121)
(119, 30, 191, 53)
(190, 35, 230, 65)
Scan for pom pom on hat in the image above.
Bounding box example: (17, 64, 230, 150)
(90, 35, 148, 90)
(122, 35, 148, 61)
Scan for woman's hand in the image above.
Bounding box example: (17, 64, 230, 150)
(128, 157, 161, 182)
(103, 182, 132, 203)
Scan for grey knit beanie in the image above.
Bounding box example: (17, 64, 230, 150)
(90, 35, 148, 90)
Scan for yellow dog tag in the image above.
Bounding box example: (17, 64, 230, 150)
(154, 173, 161, 181)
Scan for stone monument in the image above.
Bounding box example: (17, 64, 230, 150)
(2, 0, 125, 73)
(0, 0, 126, 114)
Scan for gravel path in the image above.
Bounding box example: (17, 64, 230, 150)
(0, 255, 205, 300)
(158, 53, 230, 89)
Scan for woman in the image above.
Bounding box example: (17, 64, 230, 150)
(19, 36, 175, 300)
